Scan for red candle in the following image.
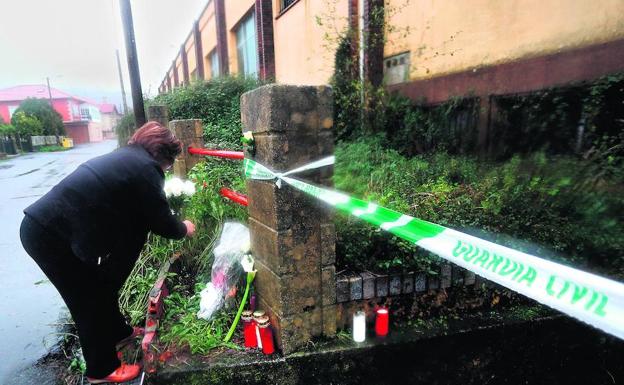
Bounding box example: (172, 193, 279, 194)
(375, 308, 389, 337)
(242, 310, 257, 348)
(256, 316, 275, 355)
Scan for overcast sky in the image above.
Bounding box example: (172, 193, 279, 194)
(0, 0, 206, 107)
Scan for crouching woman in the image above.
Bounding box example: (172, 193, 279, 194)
(20, 122, 195, 383)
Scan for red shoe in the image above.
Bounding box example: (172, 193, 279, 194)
(86, 363, 141, 383)
(116, 326, 145, 349)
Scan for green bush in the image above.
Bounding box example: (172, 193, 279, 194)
(334, 138, 624, 278)
(114, 112, 136, 147)
(11, 98, 64, 136)
(37, 145, 69, 152)
(494, 73, 624, 158)
(152, 76, 262, 149)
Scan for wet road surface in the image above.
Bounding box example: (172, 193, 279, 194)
(0, 140, 118, 383)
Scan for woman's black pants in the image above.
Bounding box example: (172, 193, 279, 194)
(20, 215, 135, 378)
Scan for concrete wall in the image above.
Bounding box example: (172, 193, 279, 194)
(386, 0, 624, 83)
(273, 0, 349, 85)
(87, 121, 103, 142)
(199, 1, 218, 79)
(185, 34, 197, 81)
(100, 112, 119, 138)
(159, 0, 624, 101)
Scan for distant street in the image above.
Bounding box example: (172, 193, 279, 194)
(0, 140, 118, 383)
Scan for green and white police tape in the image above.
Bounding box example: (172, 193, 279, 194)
(243, 156, 624, 340)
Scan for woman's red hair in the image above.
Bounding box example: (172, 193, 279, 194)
(128, 121, 182, 167)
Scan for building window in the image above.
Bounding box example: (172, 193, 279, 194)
(236, 11, 258, 77)
(210, 50, 220, 79)
(8, 106, 18, 119)
(383, 52, 410, 86)
(281, 0, 298, 11)
(80, 107, 91, 121)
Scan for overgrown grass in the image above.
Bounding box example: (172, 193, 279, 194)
(159, 284, 241, 354)
(334, 137, 624, 278)
(37, 145, 70, 152)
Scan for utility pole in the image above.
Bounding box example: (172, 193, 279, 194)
(46, 77, 53, 106)
(115, 49, 129, 115)
(119, 0, 146, 128)
(46, 77, 61, 139)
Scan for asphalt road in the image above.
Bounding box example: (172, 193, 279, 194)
(0, 140, 118, 383)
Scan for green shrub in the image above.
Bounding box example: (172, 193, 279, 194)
(37, 145, 69, 152)
(152, 76, 262, 149)
(11, 111, 43, 137)
(114, 112, 135, 147)
(334, 138, 624, 278)
(11, 98, 64, 136)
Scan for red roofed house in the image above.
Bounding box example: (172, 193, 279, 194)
(0, 85, 105, 145)
(98, 103, 120, 140)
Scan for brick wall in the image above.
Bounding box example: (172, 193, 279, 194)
(255, 0, 276, 81)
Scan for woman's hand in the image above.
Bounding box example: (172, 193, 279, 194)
(183, 220, 196, 237)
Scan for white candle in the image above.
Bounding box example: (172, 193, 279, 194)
(353, 310, 366, 342)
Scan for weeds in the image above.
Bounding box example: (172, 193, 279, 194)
(159, 284, 242, 354)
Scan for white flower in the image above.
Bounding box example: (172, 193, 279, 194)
(164, 177, 184, 197)
(163, 182, 173, 197)
(164, 178, 196, 198)
(243, 131, 254, 141)
(182, 180, 196, 196)
(241, 254, 255, 273)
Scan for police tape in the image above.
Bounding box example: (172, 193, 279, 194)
(243, 156, 624, 340)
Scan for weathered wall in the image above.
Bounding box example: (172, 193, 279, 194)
(159, 0, 624, 102)
(199, 2, 218, 79)
(272, 0, 349, 85)
(386, 0, 624, 83)
(185, 34, 197, 80)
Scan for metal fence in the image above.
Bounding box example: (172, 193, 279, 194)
(31, 135, 58, 146)
(0, 138, 17, 155)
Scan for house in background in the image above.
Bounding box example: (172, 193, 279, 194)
(99, 103, 120, 139)
(0, 84, 106, 145)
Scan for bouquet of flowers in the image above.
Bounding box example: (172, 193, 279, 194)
(163, 177, 196, 216)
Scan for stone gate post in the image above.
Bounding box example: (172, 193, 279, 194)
(241, 84, 337, 353)
(147, 105, 170, 127)
(169, 119, 204, 178)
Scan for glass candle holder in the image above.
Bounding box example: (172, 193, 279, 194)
(353, 310, 366, 342)
(256, 315, 275, 355)
(241, 310, 257, 348)
(253, 310, 266, 349)
(375, 307, 389, 337)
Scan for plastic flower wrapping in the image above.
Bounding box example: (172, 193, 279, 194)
(197, 222, 249, 321)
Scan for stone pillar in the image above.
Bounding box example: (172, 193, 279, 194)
(193, 20, 205, 81)
(169, 119, 204, 178)
(255, 0, 276, 81)
(214, 0, 229, 76)
(172, 60, 179, 87)
(147, 105, 169, 127)
(181, 45, 190, 86)
(241, 84, 336, 354)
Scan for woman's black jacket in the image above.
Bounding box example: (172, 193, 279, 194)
(24, 144, 187, 266)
